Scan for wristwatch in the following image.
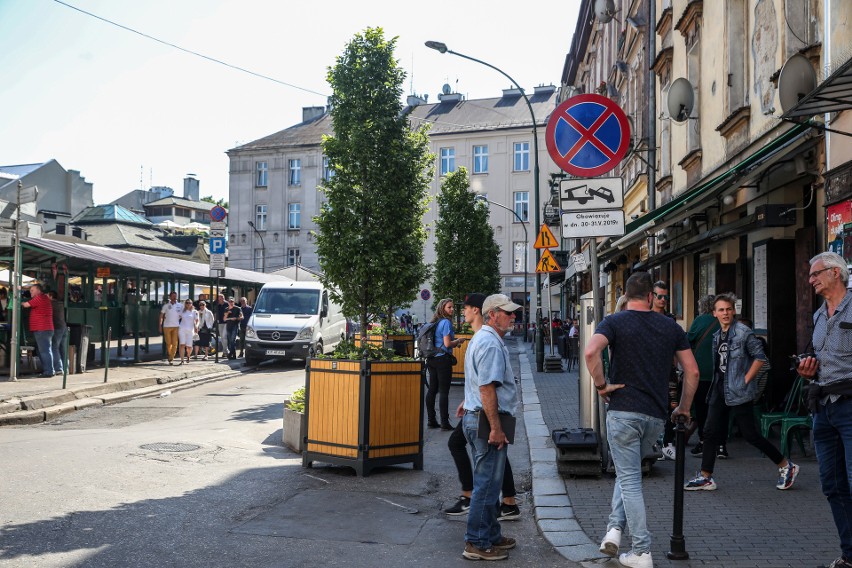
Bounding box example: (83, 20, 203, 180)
(595, 382, 607, 391)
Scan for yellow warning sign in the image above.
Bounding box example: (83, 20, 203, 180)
(534, 224, 559, 249)
(536, 249, 562, 273)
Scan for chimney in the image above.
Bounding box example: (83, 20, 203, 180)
(302, 106, 326, 122)
(534, 84, 557, 96)
(406, 94, 428, 107)
(183, 174, 200, 201)
(501, 87, 524, 97)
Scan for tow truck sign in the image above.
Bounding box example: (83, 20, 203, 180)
(560, 177, 624, 211)
(562, 210, 626, 238)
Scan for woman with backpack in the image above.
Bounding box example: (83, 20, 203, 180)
(426, 298, 464, 430)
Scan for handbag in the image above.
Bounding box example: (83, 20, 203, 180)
(448, 354, 458, 366)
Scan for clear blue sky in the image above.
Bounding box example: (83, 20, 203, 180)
(0, 0, 578, 205)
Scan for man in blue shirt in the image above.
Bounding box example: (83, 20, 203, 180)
(585, 271, 698, 568)
(460, 294, 520, 561)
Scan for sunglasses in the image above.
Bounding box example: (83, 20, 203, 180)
(654, 293, 669, 300)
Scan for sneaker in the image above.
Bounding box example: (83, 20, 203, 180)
(777, 460, 800, 490)
(445, 496, 471, 516)
(599, 526, 622, 557)
(497, 503, 520, 521)
(618, 551, 653, 568)
(825, 556, 852, 568)
(717, 445, 729, 459)
(462, 542, 508, 561)
(440, 422, 455, 431)
(684, 474, 717, 491)
(690, 441, 704, 456)
(661, 444, 676, 461)
(491, 536, 516, 550)
(427, 421, 441, 429)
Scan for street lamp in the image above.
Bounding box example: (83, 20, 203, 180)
(475, 195, 529, 341)
(426, 40, 545, 370)
(247, 221, 266, 272)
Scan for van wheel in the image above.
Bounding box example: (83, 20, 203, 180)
(310, 341, 323, 358)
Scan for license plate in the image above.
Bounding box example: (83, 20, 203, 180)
(266, 349, 286, 356)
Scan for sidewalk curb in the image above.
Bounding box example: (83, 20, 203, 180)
(520, 350, 608, 564)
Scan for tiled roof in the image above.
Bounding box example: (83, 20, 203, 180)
(144, 196, 218, 211)
(0, 162, 45, 179)
(70, 205, 152, 226)
(80, 224, 187, 253)
(229, 113, 332, 152)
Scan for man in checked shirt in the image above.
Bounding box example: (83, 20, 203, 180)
(799, 252, 852, 568)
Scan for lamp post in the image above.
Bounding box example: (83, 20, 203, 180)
(247, 221, 266, 272)
(475, 195, 528, 340)
(426, 40, 545, 370)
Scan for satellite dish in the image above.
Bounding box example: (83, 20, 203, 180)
(779, 54, 817, 114)
(667, 78, 695, 123)
(441, 83, 452, 95)
(594, 0, 617, 23)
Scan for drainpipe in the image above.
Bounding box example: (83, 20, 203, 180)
(647, 0, 657, 257)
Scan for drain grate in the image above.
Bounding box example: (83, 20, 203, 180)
(140, 442, 201, 453)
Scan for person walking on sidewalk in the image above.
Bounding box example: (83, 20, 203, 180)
(460, 294, 520, 561)
(686, 295, 721, 458)
(797, 252, 852, 568)
(445, 293, 520, 522)
(239, 297, 253, 358)
(215, 293, 228, 354)
(426, 298, 463, 430)
(585, 271, 699, 568)
(22, 283, 55, 378)
(224, 298, 243, 360)
(652, 281, 683, 462)
(194, 301, 215, 360)
(684, 294, 798, 492)
(159, 291, 180, 365)
(177, 299, 198, 365)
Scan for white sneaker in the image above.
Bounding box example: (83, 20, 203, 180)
(599, 526, 622, 557)
(660, 444, 676, 461)
(619, 550, 653, 568)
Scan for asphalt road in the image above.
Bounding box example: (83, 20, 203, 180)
(0, 362, 567, 567)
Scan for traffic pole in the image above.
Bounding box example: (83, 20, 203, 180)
(667, 415, 689, 560)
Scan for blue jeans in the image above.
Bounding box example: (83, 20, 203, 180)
(606, 410, 665, 555)
(226, 325, 238, 355)
(51, 326, 67, 373)
(462, 412, 507, 549)
(32, 330, 55, 376)
(813, 398, 852, 559)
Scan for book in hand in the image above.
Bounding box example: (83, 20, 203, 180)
(477, 411, 516, 444)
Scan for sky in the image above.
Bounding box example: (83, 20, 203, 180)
(0, 0, 579, 205)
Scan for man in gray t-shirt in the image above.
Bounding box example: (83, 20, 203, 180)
(585, 271, 698, 567)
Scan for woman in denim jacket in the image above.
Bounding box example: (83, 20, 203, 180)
(685, 293, 799, 491)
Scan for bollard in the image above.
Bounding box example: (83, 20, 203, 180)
(667, 415, 689, 560)
(103, 327, 112, 383)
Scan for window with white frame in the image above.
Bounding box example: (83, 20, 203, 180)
(322, 156, 335, 181)
(288, 248, 300, 266)
(289, 159, 301, 186)
(513, 142, 530, 171)
(473, 145, 489, 174)
(255, 204, 267, 230)
(253, 248, 265, 271)
(440, 147, 456, 176)
(513, 192, 529, 222)
(288, 203, 301, 229)
(513, 241, 526, 273)
(256, 161, 268, 187)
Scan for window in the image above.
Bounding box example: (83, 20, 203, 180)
(289, 159, 301, 186)
(273, 232, 279, 243)
(513, 192, 529, 222)
(322, 156, 334, 181)
(288, 248, 300, 266)
(513, 241, 526, 273)
(513, 142, 530, 171)
(255, 204, 267, 230)
(256, 161, 268, 187)
(473, 145, 489, 174)
(288, 203, 301, 229)
(440, 147, 456, 175)
(175, 207, 191, 218)
(254, 248, 265, 272)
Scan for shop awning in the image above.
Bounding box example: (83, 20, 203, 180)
(609, 122, 811, 252)
(782, 55, 852, 118)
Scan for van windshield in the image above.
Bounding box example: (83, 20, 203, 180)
(254, 289, 320, 315)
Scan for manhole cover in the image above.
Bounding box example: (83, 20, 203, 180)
(140, 442, 201, 453)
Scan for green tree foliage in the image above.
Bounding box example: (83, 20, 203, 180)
(201, 195, 229, 209)
(314, 28, 433, 338)
(433, 167, 501, 321)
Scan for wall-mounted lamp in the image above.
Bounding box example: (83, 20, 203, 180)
(722, 195, 735, 206)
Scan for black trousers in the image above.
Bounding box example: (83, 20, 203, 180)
(425, 355, 453, 424)
(701, 393, 784, 474)
(692, 381, 712, 442)
(448, 420, 516, 497)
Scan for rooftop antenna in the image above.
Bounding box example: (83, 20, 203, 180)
(140, 165, 144, 190)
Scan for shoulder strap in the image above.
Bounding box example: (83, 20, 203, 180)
(695, 322, 716, 349)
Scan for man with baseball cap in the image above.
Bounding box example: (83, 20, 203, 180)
(460, 293, 520, 560)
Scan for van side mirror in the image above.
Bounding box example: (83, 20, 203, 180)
(321, 306, 328, 318)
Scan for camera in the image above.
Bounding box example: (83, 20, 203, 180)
(789, 352, 816, 370)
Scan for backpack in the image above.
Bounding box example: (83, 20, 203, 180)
(416, 322, 440, 359)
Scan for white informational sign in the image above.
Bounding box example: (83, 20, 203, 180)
(560, 177, 624, 211)
(572, 253, 588, 272)
(209, 253, 226, 269)
(19, 185, 38, 204)
(210, 229, 225, 239)
(210, 221, 226, 231)
(753, 243, 767, 331)
(209, 268, 225, 278)
(0, 231, 12, 246)
(561, 210, 626, 238)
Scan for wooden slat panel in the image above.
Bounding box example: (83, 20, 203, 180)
(306, 362, 360, 457)
(452, 333, 473, 379)
(369, 361, 422, 458)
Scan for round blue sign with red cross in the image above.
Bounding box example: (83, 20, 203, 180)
(420, 289, 431, 301)
(210, 205, 227, 222)
(545, 94, 631, 177)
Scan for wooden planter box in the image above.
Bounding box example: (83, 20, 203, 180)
(355, 334, 415, 358)
(302, 358, 425, 476)
(451, 333, 473, 384)
(282, 406, 306, 453)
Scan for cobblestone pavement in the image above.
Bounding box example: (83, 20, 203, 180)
(518, 338, 840, 568)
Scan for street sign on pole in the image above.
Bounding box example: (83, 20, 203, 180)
(210, 206, 228, 222)
(0, 230, 12, 247)
(210, 221, 226, 231)
(533, 224, 559, 249)
(561, 210, 626, 238)
(536, 249, 562, 273)
(209, 254, 225, 269)
(560, 177, 625, 211)
(19, 185, 38, 204)
(572, 253, 588, 272)
(209, 268, 225, 278)
(209, 237, 227, 255)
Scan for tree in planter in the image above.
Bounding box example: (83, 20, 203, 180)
(432, 167, 501, 325)
(315, 27, 432, 342)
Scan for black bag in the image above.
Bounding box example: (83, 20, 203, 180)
(416, 322, 440, 359)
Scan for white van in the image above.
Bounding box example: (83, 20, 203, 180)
(243, 281, 346, 365)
